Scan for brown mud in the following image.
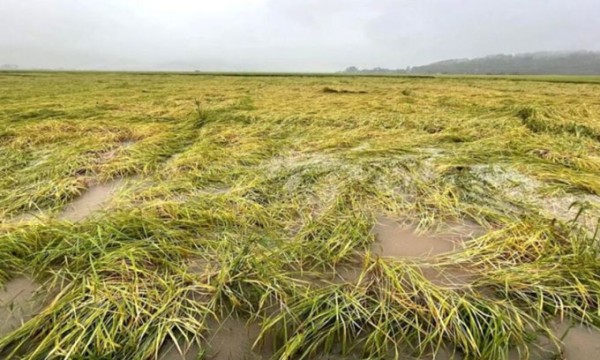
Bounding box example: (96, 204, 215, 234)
(160, 317, 271, 360)
(370, 216, 483, 287)
(0, 277, 42, 338)
(371, 216, 483, 258)
(59, 178, 124, 222)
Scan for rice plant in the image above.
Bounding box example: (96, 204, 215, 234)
(1, 72, 600, 359)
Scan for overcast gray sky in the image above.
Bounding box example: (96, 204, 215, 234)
(1, 0, 599, 71)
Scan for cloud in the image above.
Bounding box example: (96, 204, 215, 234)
(0, 0, 598, 71)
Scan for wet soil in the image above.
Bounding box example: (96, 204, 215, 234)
(0, 277, 42, 337)
(507, 320, 600, 360)
(369, 216, 484, 287)
(59, 179, 123, 222)
(556, 322, 600, 360)
(160, 317, 270, 360)
(371, 216, 483, 258)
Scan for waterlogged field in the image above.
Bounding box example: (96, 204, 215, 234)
(1, 72, 600, 359)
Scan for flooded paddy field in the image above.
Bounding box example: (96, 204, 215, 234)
(1, 72, 600, 359)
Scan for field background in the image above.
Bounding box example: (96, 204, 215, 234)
(1, 72, 600, 359)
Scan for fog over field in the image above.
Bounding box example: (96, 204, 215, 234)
(1, 0, 599, 71)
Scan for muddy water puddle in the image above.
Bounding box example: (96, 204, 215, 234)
(161, 317, 271, 360)
(427, 320, 600, 360)
(59, 179, 124, 222)
(206, 317, 269, 360)
(367, 216, 484, 287)
(554, 322, 600, 360)
(4, 178, 125, 225)
(0, 277, 43, 337)
(372, 216, 483, 258)
(506, 321, 600, 360)
(160, 315, 373, 360)
(325, 216, 485, 288)
(420, 266, 475, 287)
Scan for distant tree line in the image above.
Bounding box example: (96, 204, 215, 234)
(0, 64, 18, 70)
(343, 66, 409, 74)
(342, 51, 600, 75)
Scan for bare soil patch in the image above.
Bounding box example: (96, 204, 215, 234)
(160, 317, 271, 360)
(59, 179, 123, 222)
(508, 321, 600, 360)
(371, 216, 483, 258)
(0, 277, 42, 338)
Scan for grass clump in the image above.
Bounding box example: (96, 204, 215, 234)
(322, 87, 367, 94)
(516, 105, 600, 141)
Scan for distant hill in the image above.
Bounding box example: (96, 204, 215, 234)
(343, 51, 600, 75)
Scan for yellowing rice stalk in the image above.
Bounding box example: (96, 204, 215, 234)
(1, 72, 600, 359)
